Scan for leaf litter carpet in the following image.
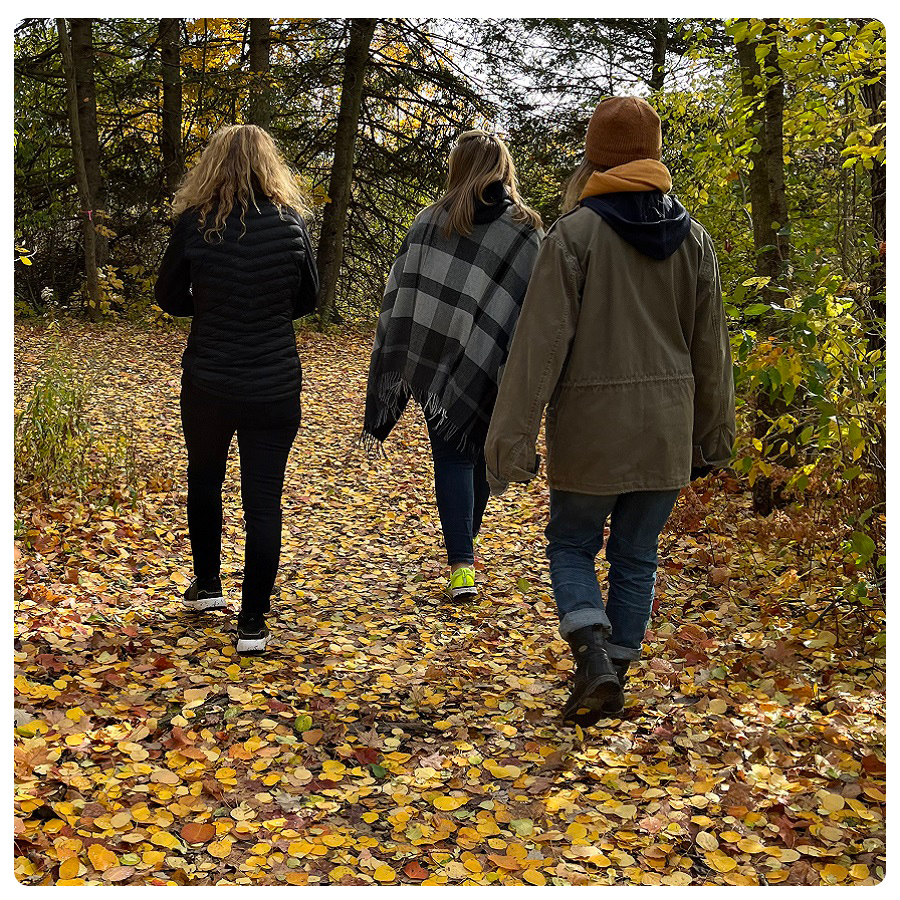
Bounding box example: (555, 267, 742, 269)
(14, 323, 885, 885)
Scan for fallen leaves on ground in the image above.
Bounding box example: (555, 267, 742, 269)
(14, 323, 885, 885)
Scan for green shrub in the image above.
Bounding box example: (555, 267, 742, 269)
(15, 351, 94, 501)
(14, 348, 138, 505)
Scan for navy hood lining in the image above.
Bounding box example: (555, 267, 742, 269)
(580, 190, 692, 261)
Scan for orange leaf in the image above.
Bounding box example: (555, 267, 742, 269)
(87, 844, 118, 872)
(488, 854, 522, 871)
(404, 861, 429, 880)
(58, 857, 81, 880)
(181, 823, 216, 843)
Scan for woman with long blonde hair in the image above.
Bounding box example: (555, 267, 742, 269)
(155, 124, 318, 654)
(363, 130, 542, 600)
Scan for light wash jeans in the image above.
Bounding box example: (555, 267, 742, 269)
(545, 488, 679, 661)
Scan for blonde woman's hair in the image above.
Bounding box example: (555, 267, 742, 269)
(172, 124, 310, 241)
(427, 130, 542, 237)
(562, 158, 605, 214)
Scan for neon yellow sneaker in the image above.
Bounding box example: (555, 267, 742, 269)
(448, 566, 477, 599)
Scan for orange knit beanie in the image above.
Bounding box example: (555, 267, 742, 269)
(585, 96, 662, 167)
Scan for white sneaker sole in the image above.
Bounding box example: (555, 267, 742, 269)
(450, 585, 478, 599)
(182, 595, 227, 611)
(236, 634, 269, 653)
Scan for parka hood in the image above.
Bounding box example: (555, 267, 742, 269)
(580, 190, 692, 261)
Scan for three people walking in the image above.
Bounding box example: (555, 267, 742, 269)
(156, 100, 734, 726)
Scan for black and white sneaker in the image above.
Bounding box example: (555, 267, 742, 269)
(182, 577, 227, 612)
(236, 617, 270, 654)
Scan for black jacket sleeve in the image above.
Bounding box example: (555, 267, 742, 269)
(292, 217, 320, 319)
(155, 214, 193, 316)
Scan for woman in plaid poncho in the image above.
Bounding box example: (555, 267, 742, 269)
(363, 131, 542, 600)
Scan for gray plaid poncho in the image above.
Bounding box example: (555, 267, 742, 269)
(363, 202, 541, 459)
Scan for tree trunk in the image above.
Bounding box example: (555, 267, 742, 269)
(735, 29, 776, 282)
(762, 19, 789, 273)
(57, 18, 102, 320)
(316, 18, 378, 328)
(69, 18, 107, 268)
(247, 18, 272, 129)
(860, 76, 886, 335)
(649, 19, 667, 92)
(735, 20, 792, 516)
(159, 18, 184, 198)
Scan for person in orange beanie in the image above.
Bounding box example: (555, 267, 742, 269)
(485, 97, 735, 725)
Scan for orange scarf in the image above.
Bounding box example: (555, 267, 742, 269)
(580, 159, 672, 198)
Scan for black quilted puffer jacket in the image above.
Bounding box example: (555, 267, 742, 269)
(155, 199, 319, 401)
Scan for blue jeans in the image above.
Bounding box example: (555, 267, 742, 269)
(427, 419, 489, 566)
(545, 489, 679, 661)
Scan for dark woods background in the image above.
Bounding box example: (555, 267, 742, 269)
(14, 17, 886, 598)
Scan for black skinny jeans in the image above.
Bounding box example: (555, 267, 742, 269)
(180, 380, 300, 617)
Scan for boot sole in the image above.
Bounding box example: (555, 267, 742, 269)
(236, 634, 269, 654)
(563, 675, 624, 725)
(182, 595, 227, 611)
(449, 586, 478, 599)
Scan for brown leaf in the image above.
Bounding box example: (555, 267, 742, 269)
(861, 754, 886, 776)
(786, 860, 819, 885)
(181, 822, 216, 843)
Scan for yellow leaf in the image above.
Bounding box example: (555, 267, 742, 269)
(736, 838, 765, 853)
(485, 763, 522, 779)
(87, 844, 118, 872)
(208, 839, 233, 859)
(523, 869, 546, 885)
(705, 850, 736, 873)
(329, 865, 354, 882)
(724, 872, 757, 885)
(374, 864, 397, 882)
(150, 831, 180, 849)
(59, 857, 81, 880)
(362, 812, 379, 823)
(433, 795, 467, 811)
(823, 864, 848, 881)
(850, 864, 870, 880)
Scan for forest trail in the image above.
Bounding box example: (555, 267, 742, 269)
(14, 323, 885, 886)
